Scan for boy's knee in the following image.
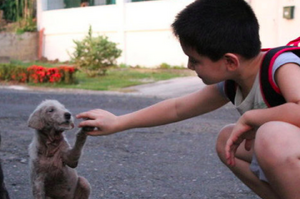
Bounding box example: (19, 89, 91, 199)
(255, 121, 285, 151)
(216, 124, 235, 162)
(255, 121, 293, 165)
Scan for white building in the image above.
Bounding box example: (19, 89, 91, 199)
(37, 0, 300, 67)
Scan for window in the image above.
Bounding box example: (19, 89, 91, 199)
(47, 0, 155, 10)
(131, 0, 153, 2)
(106, 0, 116, 5)
(63, 0, 95, 8)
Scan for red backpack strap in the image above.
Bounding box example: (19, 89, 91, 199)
(260, 46, 300, 107)
(286, 37, 300, 47)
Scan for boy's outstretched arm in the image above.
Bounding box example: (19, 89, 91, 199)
(226, 63, 300, 166)
(76, 84, 229, 136)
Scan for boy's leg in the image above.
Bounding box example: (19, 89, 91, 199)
(216, 124, 280, 199)
(255, 121, 300, 199)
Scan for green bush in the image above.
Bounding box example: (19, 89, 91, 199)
(16, 18, 37, 34)
(70, 26, 122, 77)
(0, 64, 10, 80)
(159, 63, 172, 69)
(1, 0, 36, 33)
(0, 64, 28, 82)
(1, 0, 20, 22)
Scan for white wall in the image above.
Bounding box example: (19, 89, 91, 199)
(122, 0, 191, 66)
(37, 0, 192, 67)
(37, 0, 300, 67)
(250, 0, 300, 48)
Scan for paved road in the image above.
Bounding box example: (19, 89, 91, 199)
(0, 84, 260, 199)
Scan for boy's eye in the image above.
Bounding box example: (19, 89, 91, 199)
(189, 57, 198, 64)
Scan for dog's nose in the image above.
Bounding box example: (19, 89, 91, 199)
(64, 112, 71, 120)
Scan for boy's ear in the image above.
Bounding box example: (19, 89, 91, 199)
(224, 53, 240, 71)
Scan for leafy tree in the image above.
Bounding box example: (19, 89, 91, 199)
(0, 0, 36, 32)
(71, 26, 122, 76)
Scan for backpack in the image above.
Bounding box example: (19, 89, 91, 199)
(224, 37, 300, 107)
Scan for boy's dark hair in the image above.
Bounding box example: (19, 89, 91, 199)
(172, 0, 261, 61)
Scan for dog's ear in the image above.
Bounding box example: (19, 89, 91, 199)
(28, 109, 45, 130)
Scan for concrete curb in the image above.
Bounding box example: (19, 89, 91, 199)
(0, 76, 205, 99)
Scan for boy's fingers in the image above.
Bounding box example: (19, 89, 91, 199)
(225, 141, 233, 165)
(76, 112, 91, 119)
(225, 139, 240, 166)
(77, 111, 98, 120)
(244, 139, 253, 151)
(86, 130, 103, 136)
(227, 148, 236, 166)
(78, 119, 97, 128)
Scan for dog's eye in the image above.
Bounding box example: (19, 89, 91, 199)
(48, 108, 55, 113)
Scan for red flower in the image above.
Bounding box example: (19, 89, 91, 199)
(26, 65, 76, 84)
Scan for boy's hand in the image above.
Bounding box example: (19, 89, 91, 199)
(76, 109, 119, 136)
(225, 117, 255, 166)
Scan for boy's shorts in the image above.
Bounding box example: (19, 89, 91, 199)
(249, 153, 269, 182)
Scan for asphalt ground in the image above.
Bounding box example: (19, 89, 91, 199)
(0, 77, 260, 199)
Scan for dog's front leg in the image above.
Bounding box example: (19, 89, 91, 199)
(62, 128, 90, 168)
(31, 171, 46, 199)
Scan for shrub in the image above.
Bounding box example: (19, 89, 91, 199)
(27, 65, 47, 83)
(0, 64, 28, 82)
(11, 66, 28, 82)
(158, 63, 185, 69)
(1, 0, 36, 33)
(70, 26, 122, 77)
(27, 65, 77, 84)
(159, 63, 172, 69)
(0, 63, 77, 84)
(58, 66, 77, 84)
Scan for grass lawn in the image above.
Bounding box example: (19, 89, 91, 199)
(26, 67, 195, 91)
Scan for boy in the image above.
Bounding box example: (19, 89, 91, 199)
(77, 0, 300, 198)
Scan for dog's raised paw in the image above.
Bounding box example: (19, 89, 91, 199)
(81, 126, 95, 132)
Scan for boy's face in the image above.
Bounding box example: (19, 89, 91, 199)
(181, 42, 228, 85)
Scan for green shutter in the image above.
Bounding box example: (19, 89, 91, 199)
(89, 0, 94, 6)
(106, 0, 116, 4)
(64, 0, 95, 8)
(64, 0, 81, 8)
(132, 0, 151, 2)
